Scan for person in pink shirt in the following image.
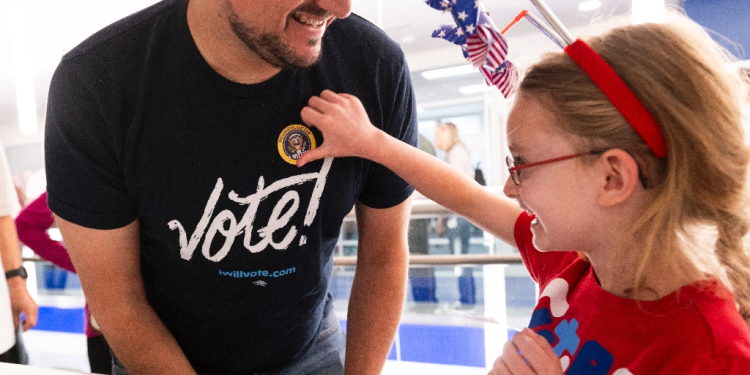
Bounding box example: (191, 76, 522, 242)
(15, 192, 112, 374)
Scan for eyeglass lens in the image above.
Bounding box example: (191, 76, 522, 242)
(505, 156, 520, 185)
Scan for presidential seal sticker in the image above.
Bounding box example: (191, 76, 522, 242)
(278, 124, 316, 165)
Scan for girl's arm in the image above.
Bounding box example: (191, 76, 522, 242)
(299, 90, 522, 245)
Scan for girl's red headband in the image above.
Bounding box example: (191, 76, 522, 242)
(564, 40, 668, 158)
(525, 0, 668, 158)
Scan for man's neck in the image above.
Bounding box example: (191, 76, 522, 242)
(186, 0, 281, 84)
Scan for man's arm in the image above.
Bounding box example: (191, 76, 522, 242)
(55, 216, 196, 375)
(0, 215, 37, 331)
(345, 198, 412, 375)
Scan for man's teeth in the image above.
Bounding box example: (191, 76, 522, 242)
(295, 12, 325, 27)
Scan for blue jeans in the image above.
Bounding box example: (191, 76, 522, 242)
(408, 218, 437, 303)
(112, 300, 346, 375)
(451, 217, 476, 305)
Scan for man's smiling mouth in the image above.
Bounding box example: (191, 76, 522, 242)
(292, 11, 329, 27)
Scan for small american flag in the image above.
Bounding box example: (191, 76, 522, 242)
(424, 0, 518, 98)
(424, 0, 455, 12)
(431, 24, 466, 46)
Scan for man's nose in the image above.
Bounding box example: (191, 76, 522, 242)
(316, 0, 351, 19)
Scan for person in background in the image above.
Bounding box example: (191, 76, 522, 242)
(407, 134, 439, 309)
(15, 192, 112, 374)
(0, 141, 36, 364)
(434, 122, 476, 308)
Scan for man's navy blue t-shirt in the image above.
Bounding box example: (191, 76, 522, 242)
(44, 0, 417, 372)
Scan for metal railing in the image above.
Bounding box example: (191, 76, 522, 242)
(345, 186, 506, 219)
(333, 254, 522, 266)
(23, 254, 523, 265)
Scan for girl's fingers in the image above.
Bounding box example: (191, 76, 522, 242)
(524, 328, 559, 362)
(512, 329, 564, 375)
(305, 94, 351, 125)
(321, 91, 367, 117)
(296, 146, 327, 167)
(298, 90, 377, 168)
(338, 92, 359, 102)
(306, 95, 332, 113)
(319, 89, 345, 103)
(488, 355, 512, 375)
(300, 106, 324, 128)
(500, 339, 536, 375)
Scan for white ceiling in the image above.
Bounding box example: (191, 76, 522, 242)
(0, 0, 680, 146)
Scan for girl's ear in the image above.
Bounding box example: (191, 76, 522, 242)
(597, 149, 641, 207)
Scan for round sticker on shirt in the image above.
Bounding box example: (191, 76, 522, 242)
(278, 124, 317, 165)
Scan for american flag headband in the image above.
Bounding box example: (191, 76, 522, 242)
(424, 0, 668, 158)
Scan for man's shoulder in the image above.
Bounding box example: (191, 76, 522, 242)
(62, 0, 180, 64)
(325, 13, 404, 60)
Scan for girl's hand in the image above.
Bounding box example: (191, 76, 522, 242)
(489, 328, 564, 375)
(298, 90, 381, 167)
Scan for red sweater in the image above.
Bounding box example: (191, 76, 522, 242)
(15, 192, 99, 338)
(515, 211, 750, 374)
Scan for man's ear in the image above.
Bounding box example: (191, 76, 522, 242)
(597, 149, 640, 207)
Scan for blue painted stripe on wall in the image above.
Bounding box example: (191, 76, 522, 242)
(32, 307, 84, 334)
(398, 323, 486, 367)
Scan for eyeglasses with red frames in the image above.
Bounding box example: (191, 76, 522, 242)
(505, 150, 606, 185)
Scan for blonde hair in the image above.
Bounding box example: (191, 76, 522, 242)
(436, 122, 463, 151)
(519, 14, 750, 323)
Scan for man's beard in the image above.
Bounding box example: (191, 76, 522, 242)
(226, 4, 328, 69)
